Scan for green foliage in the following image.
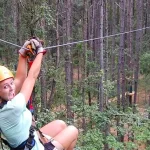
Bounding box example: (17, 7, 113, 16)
(78, 129, 104, 150)
(140, 52, 150, 76)
(39, 3, 55, 26)
(141, 34, 150, 55)
(133, 118, 150, 142)
(106, 135, 124, 150)
(34, 79, 42, 106)
(72, 98, 150, 150)
(103, 80, 115, 96)
(36, 108, 56, 128)
(36, 107, 67, 128)
(125, 142, 137, 150)
(46, 65, 66, 107)
(20, 0, 55, 37)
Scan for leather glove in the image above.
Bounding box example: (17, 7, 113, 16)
(19, 40, 31, 57)
(30, 39, 46, 55)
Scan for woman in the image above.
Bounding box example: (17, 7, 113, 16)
(0, 38, 78, 150)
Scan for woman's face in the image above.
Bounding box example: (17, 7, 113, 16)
(0, 78, 15, 101)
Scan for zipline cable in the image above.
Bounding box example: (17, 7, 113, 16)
(0, 39, 22, 48)
(0, 26, 150, 50)
(44, 26, 150, 49)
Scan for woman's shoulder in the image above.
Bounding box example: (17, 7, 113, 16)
(6, 93, 26, 112)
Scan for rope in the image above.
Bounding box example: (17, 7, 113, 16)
(0, 26, 149, 50)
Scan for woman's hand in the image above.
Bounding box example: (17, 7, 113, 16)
(19, 40, 31, 57)
(19, 37, 46, 58)
(30, 39, 46, 55)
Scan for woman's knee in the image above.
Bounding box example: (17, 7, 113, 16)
(67, 125, 79, 137)
(52, 125, 78, 149)
(55, 120, 67, 129)
(40, 120, 67, 135)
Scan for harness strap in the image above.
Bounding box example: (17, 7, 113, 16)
(37, 129, 64, 150)
(0, 125, 35, 150)
(11, 140, 26, 150)
(0, 101, 7, 109)
(0, 131, 4, 150)
(24, 125, 35, 150)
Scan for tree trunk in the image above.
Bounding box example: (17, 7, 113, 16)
(133, 0, 143, 110)
(126, 0, 134, 107)
(145, 0, 150, 33)
(103, 1, 110, 149)
(117, 0, 126, 142)
(111, 0, 117, 82)
(98, 0, 104, 112)
(56, 0, 60, 66)
(103, 0, 109, 107)
(12, 0, 21, 45)
(48, 79, 56, 108)
(40, 68, 47, 110)
(81, 0, 88, 133)
(65, 0, 74, 123)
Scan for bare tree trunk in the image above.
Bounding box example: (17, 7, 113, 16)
(103, 0, 109, 107)
(87, 2, 92, 106)
(126, 0, 134, 107)
(93, 0, 98, 61)
(65, 0, 74, 123)
(117, 0, 126, 111)
(98, 0, 104, 112)
(111, 0, 117, 82)
(3, 1, 11, 65)
(56, 0, 60, 66)
(40, 68, 47, 110)
(40, 13, 47, 110)
(12, 0, 21, 45)
(104, 1, 110, 149)
(145, 0, 150, 33)
(81, 0, 88, 133)
(133, 0, 143, 110)
(48, 79, 56, 108)
(120, 0, 126, 111)
(117, 0, 126, 142)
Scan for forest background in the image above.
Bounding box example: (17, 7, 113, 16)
(0, 0, 150, 150)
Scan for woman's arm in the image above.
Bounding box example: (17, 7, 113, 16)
(14, 40, 31, 94)
(20, 53, 43, 104)
(14, 55, 27, 94)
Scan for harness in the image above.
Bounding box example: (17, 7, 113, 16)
(0, 102, 35, 150)
(0, 125, 35, 150)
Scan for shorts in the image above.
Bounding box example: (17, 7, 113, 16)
(44, 141, 57, 150)
(41, 133, 64, 150)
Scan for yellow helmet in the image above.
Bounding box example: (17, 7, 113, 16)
(0, 66, 14, 82)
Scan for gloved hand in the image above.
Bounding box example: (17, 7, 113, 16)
(30, 38, 46, 55)
(19, 40, 31, 57)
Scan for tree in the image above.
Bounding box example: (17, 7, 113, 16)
(133, 0, 143, 107)
(117, 0, 126, 110)
(98, 0, 104, 112)
(64, 0, 74, 123)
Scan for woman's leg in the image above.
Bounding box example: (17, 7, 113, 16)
(40, 120, 78, 150)
(40, 120, 67, 137)
(66, 138, 77, 150)
(53, 125, 78, 150)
